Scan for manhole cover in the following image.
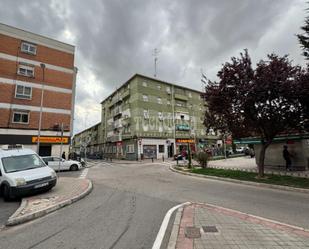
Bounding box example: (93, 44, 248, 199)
(185, 226, 201, 238)
(202, 226, 218, 233)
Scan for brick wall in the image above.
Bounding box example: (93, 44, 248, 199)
(0, 34, 74, 69)
(0, 58, 73, 89)
(0, 83, 72, 109)
(0, 108, 70, 130)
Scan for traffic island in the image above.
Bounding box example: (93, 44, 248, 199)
(170, 165, 309, 194)
(6, 177, 93, 226)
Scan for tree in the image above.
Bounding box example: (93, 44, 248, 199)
(297, 5, 309, 60)
(202, 50, 305, 177)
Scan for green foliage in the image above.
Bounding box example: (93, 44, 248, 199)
(196, 152, 208, 168)
(190, 168, 309, 189)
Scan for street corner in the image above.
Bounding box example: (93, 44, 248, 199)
(6, 177, 93, 226)
(167, 202, 309, 249)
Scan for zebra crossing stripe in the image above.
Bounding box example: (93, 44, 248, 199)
(79, 168, 89, 179)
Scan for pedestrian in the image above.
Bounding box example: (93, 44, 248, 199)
(283, 145, 291, 171)
(62, 151, 66, 160)
(181, 149, 187, 160)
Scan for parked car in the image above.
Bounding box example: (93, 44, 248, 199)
(41, 156, 82, 171)
(235, 147, 245, 153)
(0, 147, 57, 201)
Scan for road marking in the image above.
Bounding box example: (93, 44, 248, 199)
(152, 202, 191, 249)
(79, 168, 89, 179)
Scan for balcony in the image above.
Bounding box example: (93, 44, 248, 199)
(174, 94, 188, 101)
(121, 89, 130, 99)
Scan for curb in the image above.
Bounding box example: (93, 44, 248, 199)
(6, 179, 93, 226)
(169, 165, 309, 194)
(167, 207, 184, 249)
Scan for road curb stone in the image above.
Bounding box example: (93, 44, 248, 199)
(169, 165, 309, 194)
(6, 179, 93, 226)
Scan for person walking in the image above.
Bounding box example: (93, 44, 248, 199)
(283, 145, 292, 171)
(62, 151, 66, 160)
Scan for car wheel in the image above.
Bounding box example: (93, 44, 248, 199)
(3, 184, 12, 202)
(70, 164, 79, 171)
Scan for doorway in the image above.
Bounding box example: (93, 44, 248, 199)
(39, 145, 52, 156)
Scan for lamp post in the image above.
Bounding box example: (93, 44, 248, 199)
(37, 63, 45, 154)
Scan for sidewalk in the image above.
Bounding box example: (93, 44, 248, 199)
(6, 177, 92, 226)
(169, 203, 309, 249)
(207, 157, 309, 179)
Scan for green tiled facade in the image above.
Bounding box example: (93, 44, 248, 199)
(73, 74, 218, 159)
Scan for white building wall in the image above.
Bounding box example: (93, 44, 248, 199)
(139, 138, 175, 159)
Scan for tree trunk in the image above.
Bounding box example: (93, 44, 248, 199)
(258, 143, 270, 178)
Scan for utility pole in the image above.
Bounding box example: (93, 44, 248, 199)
(152, 48, 159, 77)
(58, 122, 64, 174)
(37, 63, 46, 154)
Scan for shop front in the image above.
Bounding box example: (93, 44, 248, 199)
(175, 138, 196, 154)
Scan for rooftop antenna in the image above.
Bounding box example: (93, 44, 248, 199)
(152, 48, 160, 77)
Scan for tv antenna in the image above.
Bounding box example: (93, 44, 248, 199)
(152, 48, 160, 77)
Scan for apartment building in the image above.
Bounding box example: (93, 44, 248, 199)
(73, 74, 218, 160)
(72, 122, 103, 156)
(0, 23, 77, 156)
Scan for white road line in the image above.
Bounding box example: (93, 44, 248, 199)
(152, 202, 191, 249)
(79, 168, 89, 179)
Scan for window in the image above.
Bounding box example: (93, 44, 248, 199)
(188, 92, 192, 98)
(159, 145, 164, 153)
(15, 85, 32, 99)
(157, 97, 162, 104)
(142, 81, 147, 87)
(158, 112, 163, 120)
(18, 64, 34, 77)
(126, 144, 135, 153)
(157, 84, 161, 90)
(167, 100, 171, 105)
(143, 95, 148, 102)
(143, 109, 149, 119)
(166, 86, 171, 93)
(21, 42, 37, 55)
(180, 115, 185, 120)
(12, 111, 29, 124)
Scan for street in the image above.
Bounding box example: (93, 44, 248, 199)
(0, 160, 309, 249)
(0, 167, 88, 228)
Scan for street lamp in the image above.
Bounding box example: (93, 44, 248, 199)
(37, 63, 45, 154)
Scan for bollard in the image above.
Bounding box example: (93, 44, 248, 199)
(177, 158, 178, 165)
(110, 157, 112, 162)
(162, 155, 164, 162)
(152, 157, 154, 163)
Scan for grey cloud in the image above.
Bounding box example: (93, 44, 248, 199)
(0, 0, 306, 133)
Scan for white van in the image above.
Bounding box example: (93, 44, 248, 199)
(0, 147, 57, 201)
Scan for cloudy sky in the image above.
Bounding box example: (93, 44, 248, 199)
(0, 0, 307, 134)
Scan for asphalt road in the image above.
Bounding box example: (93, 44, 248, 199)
(0, 161, 309, 249)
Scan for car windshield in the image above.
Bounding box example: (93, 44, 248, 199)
(2, 154, 46, 173)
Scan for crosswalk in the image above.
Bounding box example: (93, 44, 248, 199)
(78, 168, 89, 179)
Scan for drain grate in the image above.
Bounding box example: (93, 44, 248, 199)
(202, 226, 219, 233)
(185, 226, 201, 238)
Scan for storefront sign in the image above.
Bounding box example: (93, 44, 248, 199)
(32, 136, 69, 144)
(175, 124, 190, 131)
(176, 139, 195, 144)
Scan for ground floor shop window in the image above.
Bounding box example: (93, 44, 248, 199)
(158, 145, 164, 153)
(126, 144, 135, 153)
